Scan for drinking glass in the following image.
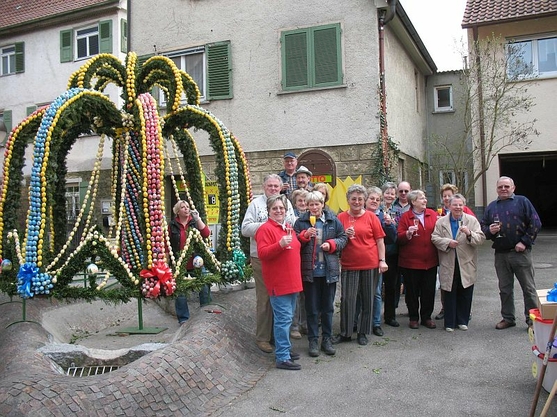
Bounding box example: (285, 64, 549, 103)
(493, 214, 502, 238)
(349, 216, 356, 239)
(285, 223, 293, 249)
(413, 218, 420, 236)
(309, 215, 316, 227)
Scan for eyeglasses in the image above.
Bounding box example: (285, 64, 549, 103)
(399, 190, 409, 193)
(497, 185, 511, 189)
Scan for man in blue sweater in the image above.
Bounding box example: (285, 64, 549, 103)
(481, 176, 542, 330)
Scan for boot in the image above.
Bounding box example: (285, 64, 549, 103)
(321, 337, 336, 355)
(308, 338, 320, 357)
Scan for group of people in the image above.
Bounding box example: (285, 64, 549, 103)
(239, 156, 542, 371)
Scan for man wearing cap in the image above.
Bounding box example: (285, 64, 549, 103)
(295, 165, 314, 191)
(278, 152, 298, 197)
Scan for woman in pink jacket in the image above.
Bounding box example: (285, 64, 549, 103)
(256, 194, 303, 370)
(397, 190, 439, 330)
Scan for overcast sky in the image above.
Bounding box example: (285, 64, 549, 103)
(401, 0, 468, 71)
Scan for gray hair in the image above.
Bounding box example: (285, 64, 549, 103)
(263, 173, 282, 184)
(306, 190, 324, 205)
(367, 186, 382, 197)
(346, 184, 367, 200)
(449, 193, 467, 206)
(312, 182, 329, 202)
(407, 189, 425, 205)
(266, 194, 289, 212)
(381, 181, 397, 193)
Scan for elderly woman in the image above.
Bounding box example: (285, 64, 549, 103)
(169, 200, 211, 325)
(397, 190, 439, 329)
(294, 190, 347, 357)
(334, 184, 388, 346)
(435, 183, 475, 320)
(290, 189, 309, 219)
(364, 186, 397, 337)
(431, 194, 485, 332)
(379, 181, 402, 327)
(256, 194, 303, 370)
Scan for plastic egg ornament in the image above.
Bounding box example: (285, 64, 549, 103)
(86, 263, 99, 275)
(192, 256, 204, 269)
(1, 259, 13, 271)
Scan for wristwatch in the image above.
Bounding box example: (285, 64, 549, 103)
(379, 259, 385, 262)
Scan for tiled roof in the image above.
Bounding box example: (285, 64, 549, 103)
(0, 0, 118, 30)
(462, 0, 557, 27)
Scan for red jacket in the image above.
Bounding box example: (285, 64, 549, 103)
(397, 208, 439, 270)
(255, 219, 303, 296)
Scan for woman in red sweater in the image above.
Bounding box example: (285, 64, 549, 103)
(256, 194, 303, 370)
(397, 190, 439, 329)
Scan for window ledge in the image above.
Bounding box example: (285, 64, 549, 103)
(277, 84, 348, 95)
(432, 109, 455, 114)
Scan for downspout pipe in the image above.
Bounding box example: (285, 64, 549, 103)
(127, 0, 131, 53)
(378, 0, 397, 176)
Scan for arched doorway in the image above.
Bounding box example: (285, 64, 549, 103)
(297, 150, 336, 187)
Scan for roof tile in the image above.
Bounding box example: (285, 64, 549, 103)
(463, 0, 557, 27)
(0, 0, 117, 30)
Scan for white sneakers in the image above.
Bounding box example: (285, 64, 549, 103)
(446, 325, 468, 332)
(445, 327, 454, 332)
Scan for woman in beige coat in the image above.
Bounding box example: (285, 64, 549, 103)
(431, 194, 485, 332)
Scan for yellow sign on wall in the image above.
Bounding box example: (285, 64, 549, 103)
(205, 181, 220, 225)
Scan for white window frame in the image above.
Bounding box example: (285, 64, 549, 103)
(0, 112, 7, 144)
(65, 181, 81, 221)
(434, 85, 453, 112)
(76, 26, 99, 60)
(1, 45, 16, 76)
(439, 170, 468, 193)
(161, 46, 206, 104)
(507, 34, 557, 80)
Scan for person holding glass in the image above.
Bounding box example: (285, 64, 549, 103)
(380, 181, 402, 327)
(256, 194, 303, 370)
(294, 190, 347, 357)
(431, 194, 485, 332)
(334, 185, 388, 346)
(397, 190, 439, 329)
(435, 183, 476, 320)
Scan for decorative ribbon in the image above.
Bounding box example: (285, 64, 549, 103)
(140, 263, 174, 298)
(17, 262, 39, 298)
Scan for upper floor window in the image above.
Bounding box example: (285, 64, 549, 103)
(281, 23, 343, 91)
(167, 47, 206, 99)
(60, 20, 113, 63)
(507, 35, 557, 79)
(1, 43, 24, 76)
(0, 110, 12, 145)
(434, 85, 453, 112)
(142, 41, 232, 103)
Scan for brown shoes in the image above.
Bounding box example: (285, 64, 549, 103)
(495, 320, 516, 330)
(409, 321, 419, 329)
(422, 319, 437, 329)
(290, 330, 302, 340)
(256, 341, 274, 353)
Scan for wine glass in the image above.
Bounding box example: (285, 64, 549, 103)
(285, 223, 293, 249)
(309, 215, 316, 227)
(349, 216, 356, 239)
(493, 214, 502, 238)
(413, 218, 420, 236)
(457, 219, 463, 234)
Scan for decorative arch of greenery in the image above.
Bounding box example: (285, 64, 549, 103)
(0, 52, 252, 303)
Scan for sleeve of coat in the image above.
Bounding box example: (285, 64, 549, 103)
(431, 220, 452, 252)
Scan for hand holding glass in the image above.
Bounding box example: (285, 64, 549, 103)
(493, 214, 502, 238)
(413, 218, 420, 236)
(348, 216, 356, 239)
(285, 225, 293, 249)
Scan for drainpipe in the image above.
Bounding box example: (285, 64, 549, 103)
(127, 0, 131, 53)
(378, 0, 397, 176)
(473, 25, 487, 207)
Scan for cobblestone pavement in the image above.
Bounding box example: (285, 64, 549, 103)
(0, 288, 270, 416)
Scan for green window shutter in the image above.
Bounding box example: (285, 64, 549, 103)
(120, 19, 128, 53)
(15, 42, 25, 73)
(137, 53, 154, 67)
(313, 25, 341, 86)
(99, 20, 113, 54)
(60, 29, 73, 62)
(26, 106, 37, 116)
(207, 41, 232, 100)
(3, 110, 12, 133)
(282, 30, 309, 89)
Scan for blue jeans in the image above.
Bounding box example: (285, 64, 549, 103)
(269, 292, 297, 363)
(373, 274, 383, 327)
(175, 285, 212, 324)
